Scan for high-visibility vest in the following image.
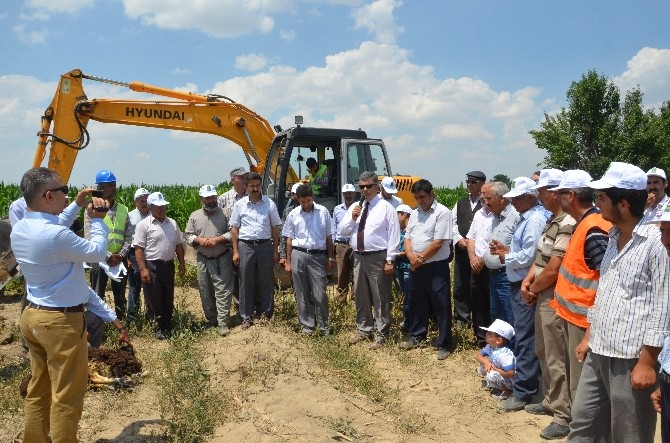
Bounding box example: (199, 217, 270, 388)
(551, 213, 612, 328)
(310, 164, 328, 195)
(103, 203, 128, 254)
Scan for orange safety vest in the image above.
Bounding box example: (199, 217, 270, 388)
(551, 212, 612, 328)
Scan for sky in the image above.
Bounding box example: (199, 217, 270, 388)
(1, 0, 669, 188)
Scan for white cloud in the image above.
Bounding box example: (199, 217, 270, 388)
(171, 67, 191, 75)
(351, 0, 404, 44)
(12, 24, 49, 44)
(235, 53, 269, 72)
(279, 29, 296, 41)
(613, 47, 670, 109)
(25, 0, 94, 13)
(122, 0, 288, 38)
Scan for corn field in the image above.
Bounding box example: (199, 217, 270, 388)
(1, 182, 467, 230)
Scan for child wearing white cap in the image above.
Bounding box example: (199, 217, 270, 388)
(476, 319, 517, 399)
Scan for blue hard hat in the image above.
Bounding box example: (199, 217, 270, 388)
(95, 170, 117, 184)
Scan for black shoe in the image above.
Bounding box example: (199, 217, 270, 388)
(540, 422, 570, 440)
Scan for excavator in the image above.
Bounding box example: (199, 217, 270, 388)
(32, 68, 419, 216)
(2, 68, 421, 290)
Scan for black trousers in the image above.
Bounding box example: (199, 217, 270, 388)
(452, 247, 472, 324)
(408, 259, 452, 351)
(142, 260, 175, 333)
(470, 267, 490, 347)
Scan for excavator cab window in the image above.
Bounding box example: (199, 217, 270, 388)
(345, 142, 390, 185)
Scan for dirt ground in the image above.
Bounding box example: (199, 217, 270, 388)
(0, 283, 663, 443)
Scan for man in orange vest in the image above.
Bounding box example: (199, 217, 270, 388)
(548, 170, 611, 414)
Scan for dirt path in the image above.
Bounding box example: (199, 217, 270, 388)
(0, 287, 662, 442)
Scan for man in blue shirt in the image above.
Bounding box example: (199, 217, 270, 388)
(11, 167, 131, 443)
(490, 177, 549, 412)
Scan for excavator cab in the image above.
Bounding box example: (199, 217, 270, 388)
(263, 125, 392, 215)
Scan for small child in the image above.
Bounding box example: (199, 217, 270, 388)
(475, 319, 516, 400)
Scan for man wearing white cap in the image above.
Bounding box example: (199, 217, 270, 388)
(568, 162, 669, 442)
(519, 169, 575, 439)
(133, 192, 186, 339)
(490, 177, 549, 412)
(185, 185, 234, 336)
(380, 176, 404, 209)
(643, 167, 669, 223)
(126, 187, 151, 323)
(333, 183, 357, 301)
(546, 169, 611, 435)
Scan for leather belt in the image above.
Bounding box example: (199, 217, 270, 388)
(292, 247, 327, 255)
(240, 238, 271, 245)
(198, 250, 230, 260)
(148, 259, 174, 264)
(661, 371, 670, 385)
(489, 267, 506, 276)
(354, 249, 386, 256)
(334, 240, 349, 244)
(27, 302, 84, 313)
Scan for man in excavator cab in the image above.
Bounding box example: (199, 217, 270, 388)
(306, 157, 330, 198)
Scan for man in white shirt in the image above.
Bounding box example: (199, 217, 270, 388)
(568, 162, 669, 442)
(380, 176, 404, 209)
(230, 172, 281, 329)
(643, 167, 669, 223)
(283, 184, 335, 334)
(339, 171, 400, 349)
(399, 179, 454, 360)
(466, 205, 494, 348)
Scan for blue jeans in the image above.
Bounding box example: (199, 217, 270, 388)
(395, 267, 410, 328)
(510, 283, 539, 401)
(489, 269, 514, 325)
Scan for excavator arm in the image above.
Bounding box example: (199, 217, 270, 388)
(34, 69, 276, 183)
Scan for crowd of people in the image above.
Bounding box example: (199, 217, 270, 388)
(7, 159, 670, 442)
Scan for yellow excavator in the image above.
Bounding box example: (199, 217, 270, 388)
(33, 69, 418, 214)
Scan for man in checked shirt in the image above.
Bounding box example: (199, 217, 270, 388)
(568, 162, 670, 443)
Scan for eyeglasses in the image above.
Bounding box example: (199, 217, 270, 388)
(465, 180, 481, 184)
(43, 185, 69, 196)
(359, 184, 377, 190)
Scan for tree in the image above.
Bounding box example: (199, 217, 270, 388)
(531, 70, 620, 178)
(492, 174, 512, 188)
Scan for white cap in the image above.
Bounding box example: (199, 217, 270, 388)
(647, 167, 667, 181)
(134, 187, 150, 200)
(290, 183, 301, 194)
(199, 184, 218, 198)
(531, 169, 564, 189)
(341, 183, 356, 193)
(588, 162, 647, 190)
(396, 204, 412, 214)
(147, 192, 169, 206)
(229, 166, 248, 178)
(645, 200, 670, 224)
(480, 319, 515, 341)
(550, 170, 593, 191)
(503, 177, 536, 198)
(380, 176, 398, 194)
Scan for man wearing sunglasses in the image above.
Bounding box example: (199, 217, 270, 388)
(339, 171, 400, 350)
(11, 167, 131, 443)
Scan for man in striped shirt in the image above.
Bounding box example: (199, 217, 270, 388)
(568, 162, 670, 442)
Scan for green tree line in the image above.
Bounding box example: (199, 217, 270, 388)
(531, 69, 670, 178)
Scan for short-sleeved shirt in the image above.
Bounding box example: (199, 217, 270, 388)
(406, 199, 453, 264)
(467, 207, 494, 257)
(229, 195, 281, 240)
(332, 202, 352, 242)
(481, 344, 516, 372)
(218, 188, 246, 220)
(533, 211, 575, 277)
(282, 203, 334, 250)
(132, 214, 183, 261)
(184, 207, 230, 257)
